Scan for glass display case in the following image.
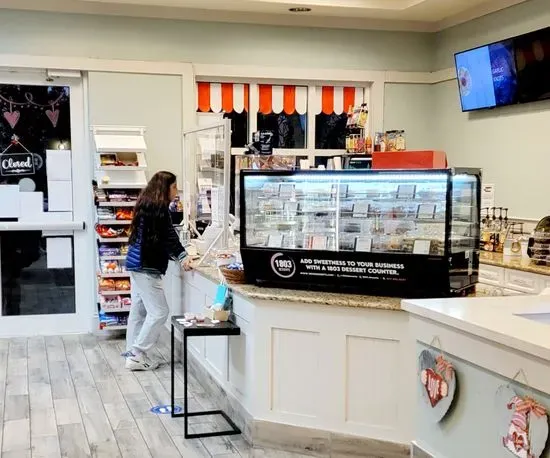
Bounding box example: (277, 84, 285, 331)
(240, 168, 481, 297)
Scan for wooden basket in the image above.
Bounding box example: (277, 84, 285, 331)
(219, 266, 246, 284)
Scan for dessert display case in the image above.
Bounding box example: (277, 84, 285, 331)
(240, 168, 481, 297)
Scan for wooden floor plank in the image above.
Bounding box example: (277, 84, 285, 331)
(31, 434, 61, 458)
(114, 427, 153, 458)
(57, 423, 92, 458)
(135, 417, 182, 458)
(2, 418, 30, 454)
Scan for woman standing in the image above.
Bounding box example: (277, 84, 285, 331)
(125, 171, 191, 370)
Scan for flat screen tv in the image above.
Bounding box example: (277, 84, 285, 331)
(515, 26, 550, 103)
(455, 39, 518, 112)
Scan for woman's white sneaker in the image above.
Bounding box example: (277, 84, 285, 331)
(125, 353, 160, 371)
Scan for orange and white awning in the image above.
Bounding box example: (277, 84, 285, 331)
(258, 85, 308, 115)
(197, 82, 249, 113)
(315, 86, 365, 115)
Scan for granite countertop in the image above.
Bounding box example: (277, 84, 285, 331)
(192, 266, 403, 311)
(480, 251, 550, 276)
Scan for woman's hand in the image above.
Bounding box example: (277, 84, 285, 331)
(180, 258, 193, 272)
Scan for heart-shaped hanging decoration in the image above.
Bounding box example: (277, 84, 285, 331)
(496, 386, 549, 458)
(421, 368, 448, 407)
(3, 110, 20, 129)
(46, 109, 59, 128)
(418, 349, 457, 422)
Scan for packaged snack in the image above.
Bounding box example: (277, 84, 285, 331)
(100, 154, 117, 166)
(98, 245, 121, 256)
(101, 261, 122, 273)
(116, 208, 133, 220)
(396, 130, 406, 151)
(95, 224, 125, 238)
(99, 278, 116, 291)
(97, 208, 116, 220)
(115, 279, 131, 291)
(119, 245, 129, 255)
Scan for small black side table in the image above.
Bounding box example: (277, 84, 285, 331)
(170, 315, 241, 439)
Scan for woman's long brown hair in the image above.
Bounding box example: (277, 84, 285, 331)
(129, 171, 176, 245)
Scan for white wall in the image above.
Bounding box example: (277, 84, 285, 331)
(433, 80, 550, 220)
(87, 72, 184, 183)
(433, 0, 550, 219)
(384, 83, 434, 151)
(0, 9, 434, 72)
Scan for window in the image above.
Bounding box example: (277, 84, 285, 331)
(315, 86, 365, 149)
(257, 85, 307, 149)
(196, 82, 249, 147)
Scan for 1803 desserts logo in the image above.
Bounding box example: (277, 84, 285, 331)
(0, 152, 35, 176)
(271, 252, 296, 279)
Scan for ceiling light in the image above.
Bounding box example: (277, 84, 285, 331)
(289, 7, 311, 12)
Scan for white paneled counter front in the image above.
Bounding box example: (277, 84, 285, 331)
(173, 266, 414, 454)
(403, 296, 550, 458)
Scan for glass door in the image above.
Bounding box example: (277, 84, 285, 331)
(0, 71, 93, 336)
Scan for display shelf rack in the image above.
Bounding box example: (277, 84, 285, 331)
(93, 124, 148, 332)
(97, 219, 132, 225)
(99, 290, 132, 296)
(96, 236, 130, 243)
(98, 272, 131, 278)
(98, 201, 136, 207)
(99, 255, 126, 261)
(100, 325, 128, 331)
(98, 183, 145, 190)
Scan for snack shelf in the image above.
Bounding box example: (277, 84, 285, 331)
(100, 325, 128, 331)
(98, 201, 136, 207)
(98, 165, 147, 171)
(98, 290, 132, 296)
(96, 236, 130, 243)
(98, 272, 130, 278)
(97, 219, 132, 225)
(101, 306, 132, 313)
(93, 125, 149, 332)
(98, 183, 145, 190)
(99, 255, 126, 261)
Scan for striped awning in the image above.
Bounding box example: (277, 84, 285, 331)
(258, 85, 308, 115)
(197, 82, 249, 113)
(315, 86, 365, 115)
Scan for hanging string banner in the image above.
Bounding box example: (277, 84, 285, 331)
(0, 91, 66, 129)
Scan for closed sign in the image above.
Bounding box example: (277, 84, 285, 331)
(0, 152, 35, 176)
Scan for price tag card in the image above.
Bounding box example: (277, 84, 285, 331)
(397, 184, 416, 200)
(413, 240, 431, 255)
(352, 201, 370, 218)
(311, 235, 328, 250)
(284, 201, 298, 216)
(354, 237, 372, 253)
(267, 234, 283, 248)
(417, 204, 436, 219)
(278, 183, 295, 199)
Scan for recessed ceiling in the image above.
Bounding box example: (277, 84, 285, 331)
(0, 0, 530, 31)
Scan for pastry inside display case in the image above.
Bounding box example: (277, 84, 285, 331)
(240, 169, 481, 297)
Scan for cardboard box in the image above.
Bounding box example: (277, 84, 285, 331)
(372, 151, 447, 170)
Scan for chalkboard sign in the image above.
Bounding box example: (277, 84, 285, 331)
(0, 152, 35, 176)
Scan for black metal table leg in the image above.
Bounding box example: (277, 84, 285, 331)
(170, 323, 175, 417)
(183, 330, 189, 438)
(169, 316, 241, 439)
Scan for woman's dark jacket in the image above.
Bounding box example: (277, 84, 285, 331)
(126, 209, 186, 275)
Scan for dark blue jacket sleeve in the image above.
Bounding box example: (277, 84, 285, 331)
(164, 211, 186, 261)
